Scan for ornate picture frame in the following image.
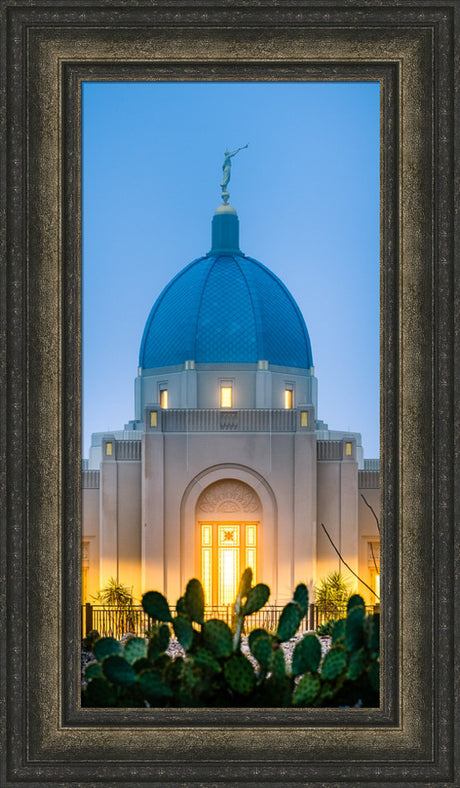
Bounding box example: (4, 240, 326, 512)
(1, 2, 457, 785)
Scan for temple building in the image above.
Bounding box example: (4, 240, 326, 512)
(82, 168, 380, 609)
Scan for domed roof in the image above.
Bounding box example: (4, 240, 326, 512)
(139, 206, 313, 370)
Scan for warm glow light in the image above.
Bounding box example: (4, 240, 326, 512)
(105, 442, 112, 456)
(160, 389, 168, 409)
(345, 441, 352, 456)
(220, 386, 233, 408)
(202, 548, 212, 604)
(375, 573, 380, 598)
(301, 411, 308, 427)
(201, 524, 212, 546)
(284, 389, 293, 409)
(150, 411, 157, 427)
(219, 547, 239, 605)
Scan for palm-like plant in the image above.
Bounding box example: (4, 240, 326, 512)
(91, 577, 137, 637)
(314, 571, 352, 619)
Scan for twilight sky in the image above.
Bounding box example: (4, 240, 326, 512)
(82, 81, 380, 459)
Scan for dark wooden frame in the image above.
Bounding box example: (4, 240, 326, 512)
(1, 1, 458, 785)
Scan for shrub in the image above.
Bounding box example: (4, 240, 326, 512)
(82, 570, 379, 708)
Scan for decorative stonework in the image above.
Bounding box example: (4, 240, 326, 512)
(198, 481, 260, 513)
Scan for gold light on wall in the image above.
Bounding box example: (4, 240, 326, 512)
(150, 411, 157, 427)
(160, 389, 168, 409)
(301, 411, 308, 427)
(220, 386, 233, 408)
(284, 389, 293, 409)
(345, 441, 352, 456)
(105, 442, 113, 456)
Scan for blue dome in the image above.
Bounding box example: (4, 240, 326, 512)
(139, 206, 313, 370)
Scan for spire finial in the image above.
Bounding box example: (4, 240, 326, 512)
(220, 144, 248, 203)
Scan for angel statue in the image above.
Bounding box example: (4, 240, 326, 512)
(220, 144, 248, 202)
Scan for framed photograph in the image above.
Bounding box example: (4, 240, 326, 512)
(1, 1, 457, 785)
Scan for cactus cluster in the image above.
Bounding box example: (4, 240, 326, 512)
(82, 570, 379, 708)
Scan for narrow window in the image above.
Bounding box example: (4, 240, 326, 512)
(221, 386, 233, 408)
(300, 411, 308, 427)
(284, 388, 293, 409)
(150, 411, 157, 427)
(105, 442, 113, 456)
(345, 441, 352, 456)
(160, 389, 168, 409)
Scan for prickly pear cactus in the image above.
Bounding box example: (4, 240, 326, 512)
(345, 605, 366, 651)
(102, 654, 137, 686)
(250, 633, 273, 672)
(142, 590, 172, 622)
(82, 569, 379, 709)
(138, 669, 173, 701)
(224, 654, 256, 695)
(242, 583, 270, 615)
(291, 633, 322, 676)
(184, 578, 205, 624)
(172, 613, 194, 650)
(203, 619, 233, 658)
(293, 583, 309, 617)
(92, 636, 122, 661)
(292, 672, 321, 706)
(276, 601, 302, 641)
(320, 645, 348, 681)
(123, 636, 147, 665)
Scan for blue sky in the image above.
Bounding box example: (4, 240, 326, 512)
(82, 81, 380, 458)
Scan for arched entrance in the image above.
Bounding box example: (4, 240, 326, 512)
(195, 480, 262, 606)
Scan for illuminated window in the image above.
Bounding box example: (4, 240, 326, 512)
(199, 522, 257, 606)
(300, 411, 308, 427)
(150, 411, 157, 427)
(345, 441, 352, 456)
(375, 574, 380, 598)
(160, 389, 168, 409)
(258, 360, 268, 370)
(105, 442, 113, 456)
(185, 360, 195, 369)
(220, 386, 233, 408)
(284, 388, 293, 409)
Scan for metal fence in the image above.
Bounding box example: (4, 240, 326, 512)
(82, 602, 379, 639)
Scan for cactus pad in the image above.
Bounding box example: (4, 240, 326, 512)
(184, 578, 205, 624)
(84, 661, 103, 681)
(276, 601, 303, 641)
(224, 654, 256, 695)
(102, 654, 137, 686)
(138, 669, 173, 701)
(293, 583, 309, 617)
(291, 633, 322, 676)
(123, 636, 147, 664)
(82, 676, 117, 706)
(238, 567, 253, 598)
(173, 614, 194, 650)
(250, 634, 273, 671)
(203, 619, 233, 658)
(368, 661, 380, 693)
(347, 593, 365, 613)
(292, 672, 321, 706)
(271, 647, 286, 682)
(320, 645, 348, 680)
(242, 583, 270, 615)
(347, 646, 367, 680)
(248, 628, 270, 652)
(142, 590, 172, 622)
(345, 606, 365, 651)
(192, 647, 222, 674)
(92, 637, 123, 661)
(331, 618, 346, 643)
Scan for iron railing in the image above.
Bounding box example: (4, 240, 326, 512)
(82, 602, 379, 639)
